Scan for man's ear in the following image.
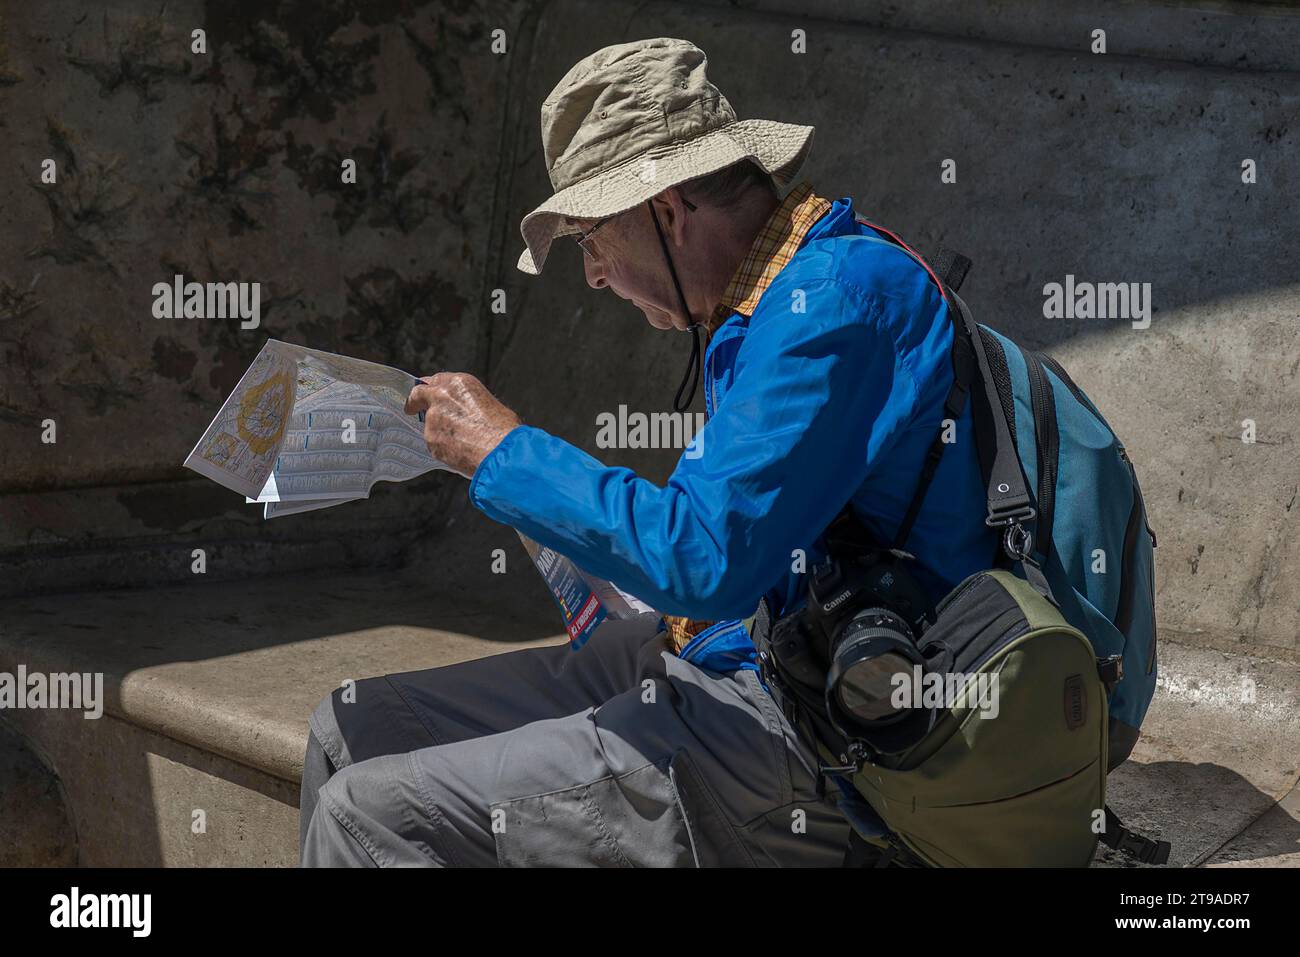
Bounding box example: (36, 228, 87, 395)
(651, 188, 691, 247)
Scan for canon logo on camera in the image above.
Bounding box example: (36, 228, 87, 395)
(822, 589, 853, 614)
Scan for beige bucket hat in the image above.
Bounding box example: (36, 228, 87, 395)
(517, 37, 815, 275)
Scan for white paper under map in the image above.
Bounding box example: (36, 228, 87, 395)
(183, 339, 446, 518)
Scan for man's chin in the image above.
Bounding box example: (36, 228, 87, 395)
(638, 305, 673, 331)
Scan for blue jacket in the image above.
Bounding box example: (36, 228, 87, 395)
(470, 197, 999, 672)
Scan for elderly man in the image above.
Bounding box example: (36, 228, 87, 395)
(299, 36, 995, 867)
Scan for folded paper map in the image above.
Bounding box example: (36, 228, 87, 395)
(183, 339, 444, 519)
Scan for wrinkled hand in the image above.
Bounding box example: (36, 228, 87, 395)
(404, 372, 521, 479)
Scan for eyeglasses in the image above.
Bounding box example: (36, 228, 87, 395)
(572, 215, 613, 259)
(572, 197, 697, 260)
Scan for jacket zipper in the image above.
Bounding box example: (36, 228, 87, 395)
(678, 619, 746, 662)
(707, 348, 718, 420)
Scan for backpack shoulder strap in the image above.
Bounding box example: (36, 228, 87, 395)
(851, 217, 1042, 582)
(933, 246, 973, 293)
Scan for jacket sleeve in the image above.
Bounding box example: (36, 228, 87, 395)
(468, 275, 933, 620)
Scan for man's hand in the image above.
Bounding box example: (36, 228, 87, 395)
(404, 372, 522, 479)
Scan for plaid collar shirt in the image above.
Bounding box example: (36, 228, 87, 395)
(663, 180, 833, 654)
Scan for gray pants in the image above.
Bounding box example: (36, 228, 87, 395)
(299, 614, 850, 866)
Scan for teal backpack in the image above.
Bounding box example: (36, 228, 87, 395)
(977, 324, 1159, 767)
(856, 219, 1159, 770)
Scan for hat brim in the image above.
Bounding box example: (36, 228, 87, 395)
(516, 118, 815, 275)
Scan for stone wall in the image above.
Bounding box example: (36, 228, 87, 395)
(0, 0, 532, 593)
(3, 0, 1298, 661)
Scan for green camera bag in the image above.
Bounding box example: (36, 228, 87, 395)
(826, 569, 1106, 867)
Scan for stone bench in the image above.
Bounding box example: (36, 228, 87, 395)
(0, 515, 565, 866)
(3, 541, 1297, 866)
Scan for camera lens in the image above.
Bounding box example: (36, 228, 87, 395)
(834, 649, 915, 722)
(824, 607, 919, 731)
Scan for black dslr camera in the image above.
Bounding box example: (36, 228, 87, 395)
(768, 540, 939, 753)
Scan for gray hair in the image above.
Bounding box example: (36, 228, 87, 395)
(680, 160, 779, 209)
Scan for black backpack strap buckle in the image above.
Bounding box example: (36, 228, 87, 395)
(1096, 655, 1124, 694)
(1101, 806, 1171, 865)
(986, 502, 1037, 529)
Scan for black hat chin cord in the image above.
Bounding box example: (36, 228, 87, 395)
(673, 326, 701, 414)
(648, 200, 701, 414)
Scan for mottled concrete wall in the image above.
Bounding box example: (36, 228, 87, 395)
(3, 0, 1299, 666)
(0, 0, 536, 593)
